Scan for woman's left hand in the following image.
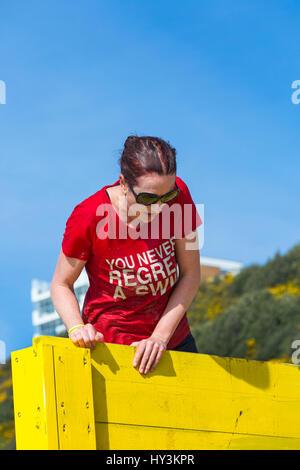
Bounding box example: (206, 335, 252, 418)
(130, 334, 168, 374)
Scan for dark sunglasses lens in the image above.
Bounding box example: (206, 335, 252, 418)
(137, 194, 159, 205)
(161, 189, 179, 203)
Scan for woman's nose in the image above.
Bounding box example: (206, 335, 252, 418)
(152, 201, 165, 213)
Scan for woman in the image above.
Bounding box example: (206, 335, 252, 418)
(50, 135, 202, 375)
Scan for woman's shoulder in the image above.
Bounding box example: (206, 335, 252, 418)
(175, 176, 190, 193)
(175, 176, 194, 201)
(68, 184, 112, 220)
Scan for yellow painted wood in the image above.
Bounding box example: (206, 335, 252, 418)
(91, 343, 300, 441)
(11, 344, 58, 449)
(95, 422, 300, 450)
(11, 336, 300, 450)
(52, 341, 96, 450)
(11, 336, 96, 450)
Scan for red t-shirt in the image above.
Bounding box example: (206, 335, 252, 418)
(61, 176, 202, 349)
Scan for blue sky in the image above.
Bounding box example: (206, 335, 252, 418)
(1, 0, 300, 356)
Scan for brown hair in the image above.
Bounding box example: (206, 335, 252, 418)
(119, 135, 177, 186)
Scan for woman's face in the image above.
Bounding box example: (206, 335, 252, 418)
(120, 172, 177, 223)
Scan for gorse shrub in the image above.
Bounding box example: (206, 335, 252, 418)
(189, 243, 300, 362)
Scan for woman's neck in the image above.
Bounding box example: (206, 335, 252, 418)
(106, 185, 137, 226)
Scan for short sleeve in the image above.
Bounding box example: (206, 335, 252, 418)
(173, 177, 203, 239)
(61, 203, 93, 261)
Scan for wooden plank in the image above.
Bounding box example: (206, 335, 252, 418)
(11, 336, 97, 450)
(52, 342, 96, 450)
(11, 343, 58, 449)
(95, 422, 300, 450)
(90, 342, 300, 439)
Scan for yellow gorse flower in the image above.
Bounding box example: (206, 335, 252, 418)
(246, 338, 256, 360)
(202, 273, 236, 321)
(268, 280, 300, 298)
(246, 338, 256, 348)
(0, 378, 12, 391)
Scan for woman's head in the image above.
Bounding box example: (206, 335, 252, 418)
(118, 135, 178, 222)
(119, 135, 177, 187)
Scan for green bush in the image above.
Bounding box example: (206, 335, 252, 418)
(190, 243, 300, 362)
(194, 290, 300, 360)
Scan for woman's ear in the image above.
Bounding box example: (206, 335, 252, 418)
(119, 174, 128, 195)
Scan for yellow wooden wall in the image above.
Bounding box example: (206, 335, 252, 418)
(11, 335, 300, 450)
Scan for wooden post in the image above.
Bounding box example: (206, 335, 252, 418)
(11, 336, 96, 450)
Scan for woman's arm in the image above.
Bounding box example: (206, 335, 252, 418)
(131, 230, 201, 374)
(152, 230, 201, 343)
(50, 249, 103, 348)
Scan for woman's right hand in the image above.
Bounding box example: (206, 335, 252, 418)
(69, 323, 104, 350)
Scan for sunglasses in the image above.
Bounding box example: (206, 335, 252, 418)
(127, 181, 180, 206)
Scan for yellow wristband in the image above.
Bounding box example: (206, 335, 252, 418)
(68, 324, 84, 335)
